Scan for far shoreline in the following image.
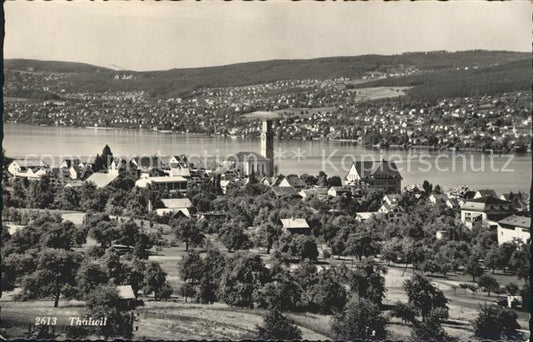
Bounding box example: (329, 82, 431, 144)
(4, 122, 531, 155)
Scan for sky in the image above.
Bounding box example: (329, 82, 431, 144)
(4, 1, 532, 71)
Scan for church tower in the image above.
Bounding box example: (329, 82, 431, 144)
(261, 119, 274, 176)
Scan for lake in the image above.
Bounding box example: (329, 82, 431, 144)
(2, 124, 531, 193)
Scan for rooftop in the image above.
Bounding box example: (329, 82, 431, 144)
(498, 215, 530, 229)
(281, 218, 310, 229)
(85, 172, 119, 189)
(160, 198, 193, 209)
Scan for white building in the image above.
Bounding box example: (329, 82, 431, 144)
(135, 175, 188, 193)
(7, 159, 49, 179)
(497, 215, 530, 245)
(155, 198, 193, 217)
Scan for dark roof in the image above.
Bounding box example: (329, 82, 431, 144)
(476, 189, 498, 199)
(498, 215, 531, 229)
(272, 186, 300, 198)
(61, 158, 82, 168)
(284, 175, 306, 188)
(467, 197, 510, 205)
(352, 160, 402, 180)
(131, 156, 163, 170)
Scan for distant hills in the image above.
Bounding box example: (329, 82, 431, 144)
(5, 50, 532, 100)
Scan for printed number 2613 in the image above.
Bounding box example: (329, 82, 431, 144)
(35, 317, 57, 326)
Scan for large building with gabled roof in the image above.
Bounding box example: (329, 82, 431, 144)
(345, 160, 402, 193)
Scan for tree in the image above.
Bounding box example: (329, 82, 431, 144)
(348, 259, 387, 305)
(317, 171, 328, 187)
(465, 256, 484, 281)
(27, 175, 56, 209)
(307, 269, 347, 314)
(505, 282, 519, 296)
(218, 252, 270, 308)
(142, 261, 168, 301)
(343, 231, 380, 262)
(1, 258, 16, 292)
(331, 297, 387, 340)
(20, 249, 81, 307)
(172, 218, 205, 251)
(403, 273, 448, 321)
(255, 269, 304, 312)
(76, 261, 108, 299)
(477, 274, 499, 297)
(254, 223, 281, 254)
(56, 186, 81, 210)
(179, 250, 204, 284)
(483, 245, 505, 274)
(473, 304, 521, 340)
(179, 283, 197, 303)
(390, 301, 417, 324)
(293, 235, 319, 261)
(89, 221, 118, 249)
(422, 180, 433, 195)
(85, 285, 134, 339)
(40, 221, 78, 250)
(202, 248, 226, 280)
(256, 309, 302, 340)
(197, 274, 217, 304)
(115, 220, 140, 247)
(327, 176, 342, 187)
(219, 222, 252, 252)
(508, 241, 530, 281)
(10, 177, 28, 208)
(133, 233, 152, 260)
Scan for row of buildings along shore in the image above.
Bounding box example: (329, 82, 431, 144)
(4, 115, 530, 247)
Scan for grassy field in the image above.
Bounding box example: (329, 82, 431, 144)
(348, 86, 411, 102)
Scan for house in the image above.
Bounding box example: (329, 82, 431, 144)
(168, 155, 188, 168)
(279, 175, 307, 190)
(272, 186, 301, 199)
(445, 197, 461, 209)
(85, 172, 120, 189)
(116, 285, 137, 300)
(327, 186, 351, 197)
(7, 159, 49, 179)
(130, 156, 164, 177)
(60, 158, 89, 180)
(500, 192, 529, 211)
(223, 152, 273, 178)
(436, 230, 448, 240)
(135, 175, 188, 193)
(167, 155, 191, 178)
(428, 194, 446, 205)
(220, 179, 232, 194)
(280, 218, 311, 234)
(345, 160, 402, 194)
(355, 212, 375, 222)
(109, 158, 137, 177)
(299, 187, 328, 200)
(497, 215, 530, 245)
(383, 194, 400, 205)
(260, 177, 275, 186)
(474, 189, 498, 199)
(155, 198, 193, 217)
(460, 197, 514, 229)
(378, 203, 406, 223)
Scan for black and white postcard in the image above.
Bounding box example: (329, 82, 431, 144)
(1, 1, 531, 341)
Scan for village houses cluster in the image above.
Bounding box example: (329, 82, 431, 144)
(6, 149, 530, 247)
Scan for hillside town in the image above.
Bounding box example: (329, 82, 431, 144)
(4, 65, 531, 153)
